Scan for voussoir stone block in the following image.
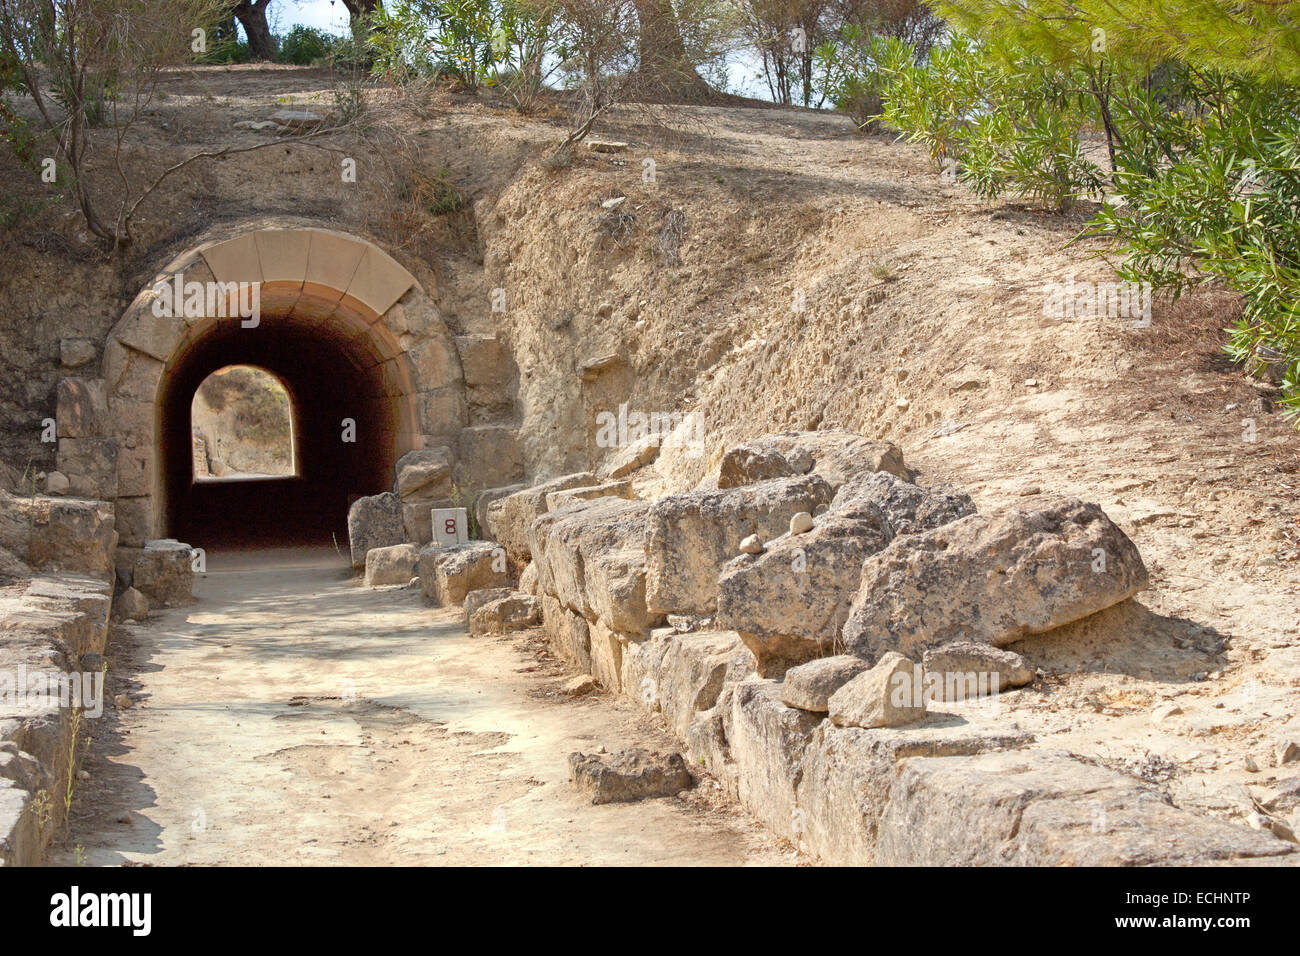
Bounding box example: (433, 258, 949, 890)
(253, 229, 312, 286)
(303, 229, 366, 300)
(200, 233, 265, 285)
(343, 245, 417, 318)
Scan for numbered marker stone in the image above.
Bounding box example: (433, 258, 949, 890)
(431, 507, 469, 547)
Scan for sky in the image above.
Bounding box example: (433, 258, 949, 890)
(254, 0, 775, 99)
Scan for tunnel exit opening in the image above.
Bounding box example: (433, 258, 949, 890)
(161, 316, 398, 553)
(191, 364, 299, 484)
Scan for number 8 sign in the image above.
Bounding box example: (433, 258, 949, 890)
(431, 507, 469, 547)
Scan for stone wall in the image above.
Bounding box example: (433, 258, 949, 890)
(488, 432, 1297, 866)
(0, 493, 117, 866)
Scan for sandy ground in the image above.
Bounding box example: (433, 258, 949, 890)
(50, 549, 793, 867)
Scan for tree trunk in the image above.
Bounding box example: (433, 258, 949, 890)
(341, 0, 382, 27)
(233, 0, 276, 61)
(633, 0, 711, 101)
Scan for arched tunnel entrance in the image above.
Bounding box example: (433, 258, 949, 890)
(162, 318, 397, 551)
(92, 226, 473, 556)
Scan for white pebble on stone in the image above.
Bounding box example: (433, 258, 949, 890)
(789, 512, 813, 535)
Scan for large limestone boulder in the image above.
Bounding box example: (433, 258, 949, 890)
(132, 539, 195, 607)
(622, 629, 756, 738)
(529, 498, 660, 636)
(464, 587, 515, 627)
(541, 594, 592, 673)
(794, 718, 1034, 865)
(485, 472, 599, 563)
(716, 503, 893, 676)
(717, 475, 978, 675)
(419, 541, 509, 607)
(364, 543, 420, 588)
(587, 620, 627, 691)
(729, 680, 824, 838)
(828, 651, 927, 729)
(781, 655, 870, 713)
(645, 475, 834, 616)
(922, 641, 1034, 699)
(832, 471, 975, 536)
(717, 476, 977, 671)
(875, 750, 1296, 866)
(474, 483, 526, 539)
(0, 493, 117, 580)
(568, 749, 694, 804)
(469, 593, 540, 636)
(347, 492, 405, 569)
(841, 498, 1149, 661)
(716, 431, 912, 491)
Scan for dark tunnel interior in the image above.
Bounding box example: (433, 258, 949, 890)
(160, 317, 398, 553)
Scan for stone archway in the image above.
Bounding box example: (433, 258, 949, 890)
(63, 226, 477, 554)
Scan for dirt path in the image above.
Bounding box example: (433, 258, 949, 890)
(51, 550, 791, 867)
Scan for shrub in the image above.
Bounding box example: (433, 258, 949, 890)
(280, 26, 337, 66)
(813, 25, 890, 130)
(856, 0, 1300, 419)
(1090, 70, 1300, 415)
(875, 34, 1103, 211)
(368, 0, 500, 89)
